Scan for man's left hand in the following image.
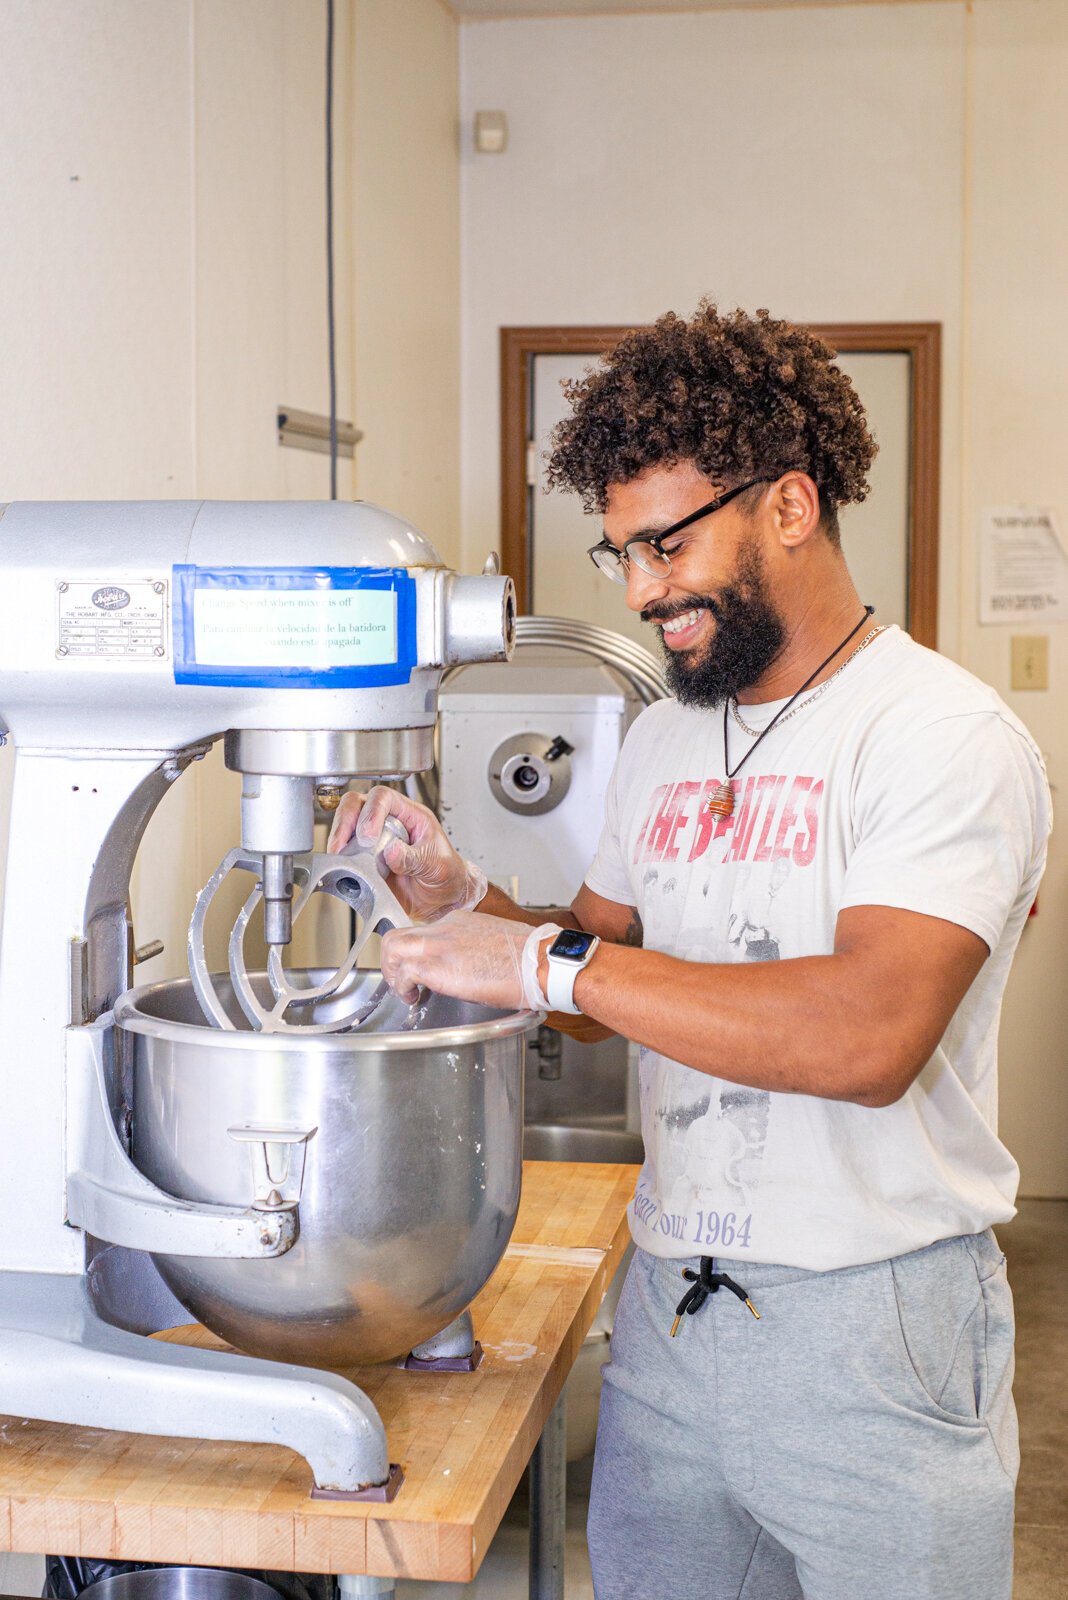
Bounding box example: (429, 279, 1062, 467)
(380, 911, 551, 1011)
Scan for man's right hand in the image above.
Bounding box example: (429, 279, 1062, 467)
(327, 785, 487, 923)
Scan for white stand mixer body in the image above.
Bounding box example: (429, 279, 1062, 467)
(0, 499, 519, 1494)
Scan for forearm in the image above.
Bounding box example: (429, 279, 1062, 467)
(382, 894, 983, 1095)
(474, 881, 582, 931)
(565, 944, 902, 1107)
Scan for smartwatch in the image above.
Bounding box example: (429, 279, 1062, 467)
(545, 928, 601, 1015)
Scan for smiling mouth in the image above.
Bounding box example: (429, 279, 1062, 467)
(660, 608, 704, 637)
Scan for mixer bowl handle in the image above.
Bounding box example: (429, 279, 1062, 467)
(65, 1017, 299, 1260)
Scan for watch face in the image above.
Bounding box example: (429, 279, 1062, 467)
(549, 929, 596, 962)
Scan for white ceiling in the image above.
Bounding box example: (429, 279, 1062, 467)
(449, 0, 950, 17)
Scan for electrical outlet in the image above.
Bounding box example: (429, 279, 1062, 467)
(1010, 635, 1049, 691)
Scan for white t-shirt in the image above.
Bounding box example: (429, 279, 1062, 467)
(585, 627, 1050, 1271)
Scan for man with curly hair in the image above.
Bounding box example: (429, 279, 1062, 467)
(331, 303, 1049, 1599)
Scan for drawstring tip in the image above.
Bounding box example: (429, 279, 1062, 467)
(669, 1314, 682, 1339)
(745, 1298, 760, 1320)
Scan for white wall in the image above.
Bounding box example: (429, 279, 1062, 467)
(0, 0, 356, 500)
(962, 0, 1068, 1195)
(0, 1, 198, 498)
(1, 0, 201, 953)
(460, 1, 966, 643)
(192, 0, 356, 504)
(352, 0, 462, 562)
(459, 0, 1068, 1194)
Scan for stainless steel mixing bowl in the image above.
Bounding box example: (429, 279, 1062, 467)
(87, 1572, 282, 1600)
(114, 972, 535, 1368)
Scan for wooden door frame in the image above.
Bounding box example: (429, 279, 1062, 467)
(500, 322, 941, 646)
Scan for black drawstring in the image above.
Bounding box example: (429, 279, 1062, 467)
(670, 1256, 760, 1337)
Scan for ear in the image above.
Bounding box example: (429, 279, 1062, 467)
(772, 472, 822, 549)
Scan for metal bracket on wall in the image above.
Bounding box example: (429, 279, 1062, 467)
(277, 407, 363, 458)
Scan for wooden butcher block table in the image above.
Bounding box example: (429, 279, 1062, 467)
(0, 1161, 637, 1589)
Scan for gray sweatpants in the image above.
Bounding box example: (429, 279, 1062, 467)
(588, 1232, 1017, 1599)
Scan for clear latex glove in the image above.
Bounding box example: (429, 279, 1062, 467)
(380, 912, 557, 1012)
(521, 922, 558, 1010)
(327, 784, 487, 923)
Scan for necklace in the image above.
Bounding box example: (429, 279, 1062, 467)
(730, 625, 884, 736)
(705, 606, 875, 821)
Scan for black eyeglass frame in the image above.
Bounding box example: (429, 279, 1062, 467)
(586, 478, 770, 581)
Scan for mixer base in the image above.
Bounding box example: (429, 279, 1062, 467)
(401, 1343, 484, 1373)
(403, 1307, 481, 1371)
(309, 1463, 405, 1502)
(0, 1267, 394, 1496)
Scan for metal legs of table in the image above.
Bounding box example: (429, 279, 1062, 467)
(528, 1392, 567, 1600)
(336, 1577, 394, 1598)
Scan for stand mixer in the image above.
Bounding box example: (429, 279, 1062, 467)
(0, 499, 535, 1499)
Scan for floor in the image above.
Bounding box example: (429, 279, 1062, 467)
(396, 1199, 1068, 1599)
(1002, 1200, 1068, 1599)
(0, 1202, 1062, 1600)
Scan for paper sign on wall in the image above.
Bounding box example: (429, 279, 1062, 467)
(979, 508, 1068, 624)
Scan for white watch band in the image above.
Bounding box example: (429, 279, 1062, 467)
(545, 937, 600, 1015)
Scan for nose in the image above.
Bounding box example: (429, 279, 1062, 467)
(624, 560, 670, 615)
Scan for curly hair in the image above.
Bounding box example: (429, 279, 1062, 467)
(546, 302, 876, 539)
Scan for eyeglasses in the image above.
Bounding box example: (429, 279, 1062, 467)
(586, 479, 768, 585)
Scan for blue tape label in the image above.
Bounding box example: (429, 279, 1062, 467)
(173, 565, 418, 689)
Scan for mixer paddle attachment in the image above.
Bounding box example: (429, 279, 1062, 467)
(188, 844, 411, 1034)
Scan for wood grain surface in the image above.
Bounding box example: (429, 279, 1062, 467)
(0, 1161, 637, 1584)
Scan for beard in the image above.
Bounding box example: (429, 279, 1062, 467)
(643, 539, 785, 709)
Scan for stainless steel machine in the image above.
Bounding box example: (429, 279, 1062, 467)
(0, 499, 537, 1501)
(437, 650, 641, 908)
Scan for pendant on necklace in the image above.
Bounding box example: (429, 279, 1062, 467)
(706, 781, 735, 819)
